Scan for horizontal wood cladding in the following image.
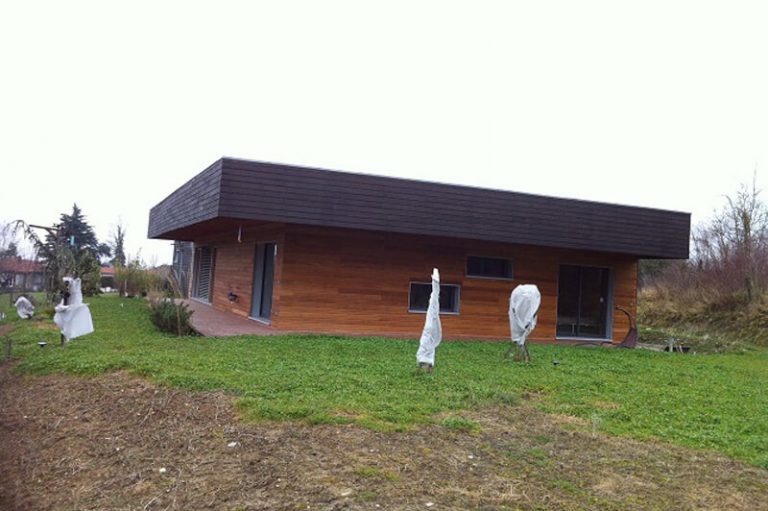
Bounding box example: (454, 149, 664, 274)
(148, 160, 223, 239)
(210, 241, 255, 318)
(201, 224, 285, 320)
(274, 225, 638, 341)
(149, 157, 690, 258)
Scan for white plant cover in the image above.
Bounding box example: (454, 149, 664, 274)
(509, 284, 541, 346)
(14, 296, 35, 319)
(416, 268, 442, 366)
(54, 277, 94, 341)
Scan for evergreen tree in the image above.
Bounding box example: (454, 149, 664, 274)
(47, 204, 110, 259)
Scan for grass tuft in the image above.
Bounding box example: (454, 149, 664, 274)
(356, 490, 378, 502)
(441, 416, 481, 433)
(354, 465, 400, 481)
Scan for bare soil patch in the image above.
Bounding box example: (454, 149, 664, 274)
(1, 366, 766, 510)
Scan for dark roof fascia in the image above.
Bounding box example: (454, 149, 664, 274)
(148, 157, 691, 259)
(147, 159, 224, 239)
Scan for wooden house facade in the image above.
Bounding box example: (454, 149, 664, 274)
(149, 158, 690, 342)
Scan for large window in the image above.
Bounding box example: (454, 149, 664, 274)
(556, 265, 611, 339)
(408, 282, 460, 314)
(466, 256, 513, 279)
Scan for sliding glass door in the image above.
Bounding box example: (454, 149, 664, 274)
(556, 265, 611, 339)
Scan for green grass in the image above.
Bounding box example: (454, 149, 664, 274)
(3, 295, 768, 467)
(441, 416, 481, 433)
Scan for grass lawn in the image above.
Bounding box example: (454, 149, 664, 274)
(3, 294, 768, 468)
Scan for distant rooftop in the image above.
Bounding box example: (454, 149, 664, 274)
(0, 258, 43, 273)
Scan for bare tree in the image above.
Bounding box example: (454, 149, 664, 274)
(690, 173, 768, 301)
(0, 222, 16, 294)
(0, 222, 16, 257)
(13, 220, 73, 303)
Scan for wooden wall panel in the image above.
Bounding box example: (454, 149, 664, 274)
(187, 221, 638, 342)
(194, 222, 285, 321)
(275, 225, 638, 342)
(210, 241, 256, 317)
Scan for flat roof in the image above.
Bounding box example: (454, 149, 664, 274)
(148, 157, 690, 259)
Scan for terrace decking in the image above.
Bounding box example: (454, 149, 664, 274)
(183, 300, 279, 337)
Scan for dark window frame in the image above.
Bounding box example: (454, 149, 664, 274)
(408, 281, 461, 315)
(466, 255, 514, 280)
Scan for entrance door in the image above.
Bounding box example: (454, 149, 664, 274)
(251, 242, 276, 321)
(556, 265, 611, 339)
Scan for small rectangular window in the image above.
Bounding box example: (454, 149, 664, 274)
(466, 256, 513, 279)
(408, 282, 460, 314)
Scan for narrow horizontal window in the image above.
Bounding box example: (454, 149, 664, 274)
(408, 282, 460, 314)
(466, 256, 513, 279)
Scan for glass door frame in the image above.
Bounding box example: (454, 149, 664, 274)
(250, 241, 277, 324)
(555, 263, 613, 341)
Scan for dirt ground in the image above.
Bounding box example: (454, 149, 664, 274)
(1, 366, 766, 511)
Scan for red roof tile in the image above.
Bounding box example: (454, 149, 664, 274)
(0, 258, 44, 273)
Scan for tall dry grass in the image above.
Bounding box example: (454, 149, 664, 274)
(640, 177, 768, 346)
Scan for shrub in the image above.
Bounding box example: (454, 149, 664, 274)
(116, 259, 163, 297)
(148, 299, 195, 336)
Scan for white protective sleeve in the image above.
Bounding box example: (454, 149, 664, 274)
(65, 277, 84, 305)
(14, 296, 35, 319)
(509, 284, 542, 346)
(53, 278, 94, 341)
(416, 268, 442, 366)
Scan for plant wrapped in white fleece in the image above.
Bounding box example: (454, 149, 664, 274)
(416, 268, 442, 371)
(14, 296, 35, 319)
(54, 277, 94, 342)
(508, 284, 541, 362)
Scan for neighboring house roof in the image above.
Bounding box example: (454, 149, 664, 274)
(101, 266, 116, 277)
(148, 157, 691, 259)
(0, 258, 44, 273)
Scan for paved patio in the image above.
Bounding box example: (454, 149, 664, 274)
(182, 300, 279, 337)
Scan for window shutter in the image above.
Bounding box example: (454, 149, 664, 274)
(194, 247, 214, 301)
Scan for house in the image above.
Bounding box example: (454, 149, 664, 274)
(100, 265, 116, 289)
(148, 158, 690, 342)
(0, 258, 45, 292)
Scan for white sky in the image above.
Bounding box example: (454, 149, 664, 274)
(1, 1, 767, 265)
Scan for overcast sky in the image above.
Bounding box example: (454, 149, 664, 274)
(2, 1, 767, 265)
